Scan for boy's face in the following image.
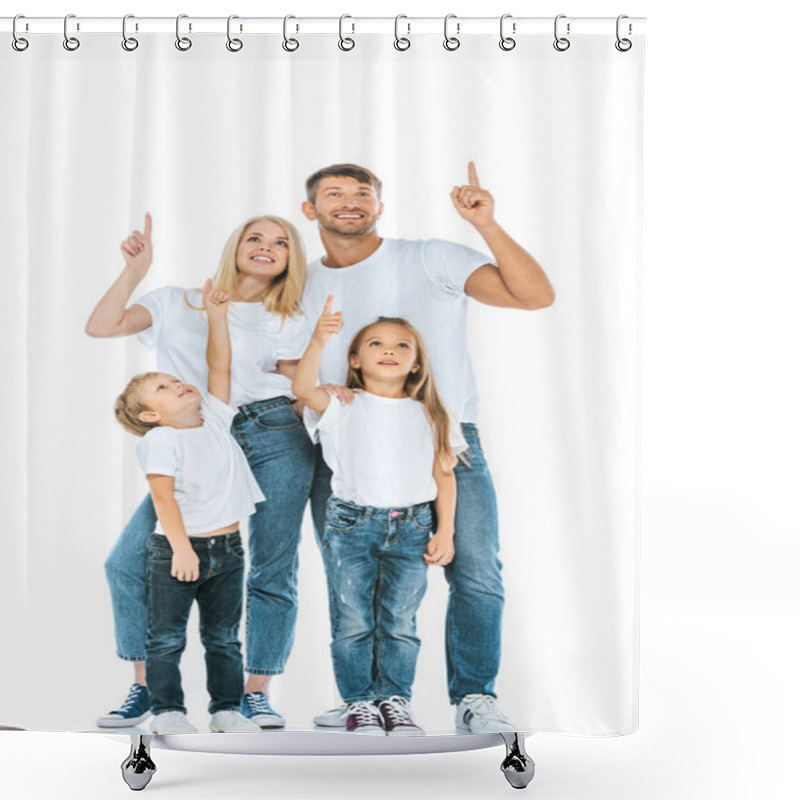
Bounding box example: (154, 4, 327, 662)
(350, 323, 420, 380)
(302, 176, 383, 236)
(137, 373, 201, 424)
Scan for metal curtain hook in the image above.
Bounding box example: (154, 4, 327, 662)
(339, 15, 355, 51)
(499, 13, 516, 51)
(122, 14, 139, 51)
(394, 14, 411, 51)
(63, 13, 80, 51)
(12, 15, 29, 51)
(553, 14, 570, 52)
(226, 15, 243, 51)
(283, 15, 299, 51)
(175, 14, 192, 51)
(615, 15, 632, 51)
(443, 14, 460, 51)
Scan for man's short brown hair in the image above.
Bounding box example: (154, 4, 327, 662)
(305, 163, 383, 203)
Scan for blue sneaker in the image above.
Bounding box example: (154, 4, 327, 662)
(241, 692, 285, 728)
(96, 684, 152, 728)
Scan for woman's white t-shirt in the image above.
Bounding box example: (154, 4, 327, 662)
(305, 391, 468, 508)
(136, 286, 310, 409)
(137, 393, 265, 535)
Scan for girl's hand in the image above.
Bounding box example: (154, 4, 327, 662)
(202, 279, 230, 318)
(313, 295, 343, 345)
(321, 384, 355, 404)
(171, 547, 200, 582)
(424, 530, 455, 567)
(450, 162, 495, 232)
(120, 213, 153, 278)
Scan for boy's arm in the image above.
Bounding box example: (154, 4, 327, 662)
(203, 280, 231, 404)
(147, 474, 200, 582)
(425, 461, 457, 567)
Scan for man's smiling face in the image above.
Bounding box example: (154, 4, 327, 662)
(304, 175, 383, 237)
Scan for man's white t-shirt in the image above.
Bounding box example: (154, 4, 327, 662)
(137, 286, 310, 409)
(301, 239, 492, 424)
(305, 391, 468, 508)
(137, 393, 265, 535)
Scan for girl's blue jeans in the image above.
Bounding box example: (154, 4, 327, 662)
(322, 496, 433, 703)
(310, 423, 504, 705)
(104, 397, 316, 675)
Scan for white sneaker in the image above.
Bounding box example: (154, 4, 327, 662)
(455, 694, 515, 734)
(150, 711, 198, 734)
(313, 704, 348, 727)
(209, 710, 261, 733)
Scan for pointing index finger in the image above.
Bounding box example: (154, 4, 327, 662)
(323, 294, 334, 315)
(468, 161, 481, 188)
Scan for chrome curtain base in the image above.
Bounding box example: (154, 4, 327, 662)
(500, 732, 535, 789)
(121, 735, 156, 791)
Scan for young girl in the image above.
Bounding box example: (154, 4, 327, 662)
(113, 285, 262, 734)
(293, 297, 467, 736)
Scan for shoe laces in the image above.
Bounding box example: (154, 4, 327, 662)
(349, 701, 380, 725)
(118, 685, 146, 712)
(380, 696, 412, 724)
(462, 694, 509, 722)
(244, 692, 271, 713)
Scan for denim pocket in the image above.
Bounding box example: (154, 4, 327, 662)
(411, 504, 434, 531)
(149, 547, 173, 564)
(326, 511, 360, 533)
(254, 405, 302, 431)
(231, 543, 245, 559)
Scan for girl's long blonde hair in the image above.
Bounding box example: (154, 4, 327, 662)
(188, 215, 306, 320)
(346, 317, 459, 472)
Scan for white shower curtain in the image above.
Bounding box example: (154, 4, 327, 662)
(0, 23, 643, 735)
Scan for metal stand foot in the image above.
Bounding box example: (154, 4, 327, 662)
(500, 732, 535, 789)
(121, 735, 156, 791)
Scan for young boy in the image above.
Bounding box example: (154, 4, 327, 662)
(113, 283, 262, 734)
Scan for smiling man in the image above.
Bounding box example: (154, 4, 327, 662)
(301, 162, 554, 734)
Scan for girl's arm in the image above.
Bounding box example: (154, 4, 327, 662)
(202, 280, 231, 404)
(291, 295, 343, 414)
(424, 461, 457, 567)
(85, 213, 155, 337)
(147, 474, 200, 582)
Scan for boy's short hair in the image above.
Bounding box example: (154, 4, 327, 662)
(305, 163, 383, 203)
(115, 372, 160, 437)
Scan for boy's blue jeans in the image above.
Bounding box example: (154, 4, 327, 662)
(311, 424, 504, 705)
(105, 397, 315, 675)
(145, 532, 245, 715)
(322, 496, 432, 704)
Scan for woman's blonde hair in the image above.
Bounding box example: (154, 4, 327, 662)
(188, 215, 306, 320)
(114, 372, 161, 437)
(346, 317, 459, 472)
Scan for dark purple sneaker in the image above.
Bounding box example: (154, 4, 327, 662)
(344, 701, 384, 735)
(378, 696, 425, 736)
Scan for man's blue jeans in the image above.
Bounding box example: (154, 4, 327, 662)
(105, 397, 315, 674)
(322, 496, 432, 703)
(310, 423, 504, 704)
(146, 532, 245, 715)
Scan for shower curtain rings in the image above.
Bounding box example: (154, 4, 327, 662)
(12, 15, 29, 52)
(499, 14, 516, 51)
(443, 14, 460, 51)
(394, 15, 411, 51)
(121, 15, 139, 51)
(63, 14, 80, 51)
(175, 14, 192, 51)
(553, 14, 570, 51)
(226, 15, 243, 52)
(615, 15, 632, 51)
(338, 15, 355, 51)
(282, 16, 299, 52)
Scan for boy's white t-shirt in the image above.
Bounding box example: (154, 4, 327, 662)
(136, 286, 310, 408)
(305, 391, 468, 508)
(137, 393, 265, 535)
(301, 238, 492, 424)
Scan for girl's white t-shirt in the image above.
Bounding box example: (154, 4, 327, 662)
(136, 394, 265, 535)
(136, 286, 310, 408)
(305, 391, 468, 508)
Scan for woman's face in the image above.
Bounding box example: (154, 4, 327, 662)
(235, 219, 290, 282)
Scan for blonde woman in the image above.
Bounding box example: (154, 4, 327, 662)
(293, 302, 467, 736)
(87, 214, 314, 732)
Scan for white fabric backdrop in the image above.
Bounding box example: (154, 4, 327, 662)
(0, 29, 643, 734)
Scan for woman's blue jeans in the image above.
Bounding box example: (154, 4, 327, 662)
(105, 397, 316, 675)
(322, 496, 432, 703)
(310, 423, 504, 705)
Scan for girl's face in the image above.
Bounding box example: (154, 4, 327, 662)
(235, 220, 290, 281)
(350, 322, 420, 381)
